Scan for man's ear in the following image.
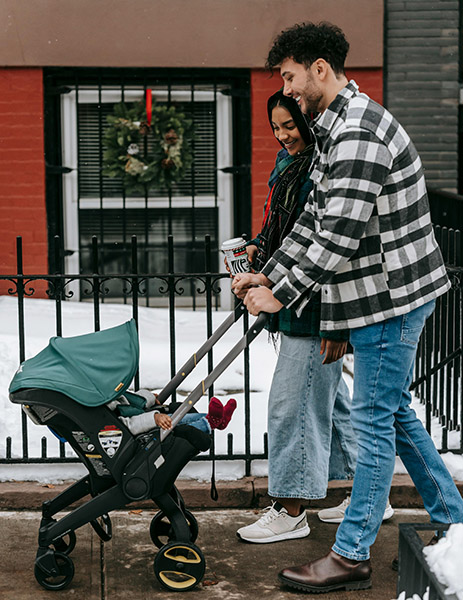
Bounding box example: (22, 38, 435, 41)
(312, 58, 329, 81)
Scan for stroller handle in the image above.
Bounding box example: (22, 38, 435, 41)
(156, 303, 261, 405)
(160, 308, 269, 441)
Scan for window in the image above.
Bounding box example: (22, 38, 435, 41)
(60, 86, 234, 307)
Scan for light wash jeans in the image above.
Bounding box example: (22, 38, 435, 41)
(333, 300, 463, 561)
(180, 413, 211, 434)
(268, 334, 357, 500)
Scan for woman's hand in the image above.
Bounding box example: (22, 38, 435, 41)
(224, 244, 258, 276)
(320, 339, 348, 365)
(154, 413, 173, 430)
(231, 272, 270, 298)
(246, 244, 258, 265)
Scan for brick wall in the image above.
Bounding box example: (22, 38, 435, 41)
(250, 68, 383, 237)
(0, 68, 47, 295)
(385, 0, 460, 192)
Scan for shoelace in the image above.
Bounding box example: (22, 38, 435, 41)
(258, 505, 284, 526)
(340, 497, 351, 509)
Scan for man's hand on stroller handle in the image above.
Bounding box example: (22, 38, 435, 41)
(243, 286, 283, 316)
(231, 273, 282, 315)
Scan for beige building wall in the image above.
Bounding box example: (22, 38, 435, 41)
(0, 0, 383, 68)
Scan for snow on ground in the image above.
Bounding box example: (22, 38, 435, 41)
(1, 296, 462, 484)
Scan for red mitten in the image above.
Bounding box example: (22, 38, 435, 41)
(206, 397, 224, 429)
(217, 398, 237, 430)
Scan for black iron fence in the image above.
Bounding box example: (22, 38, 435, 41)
(1, 230, 462, 476)
(413, 226, 462, 453)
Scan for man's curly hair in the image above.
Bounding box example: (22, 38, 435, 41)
(266, 22, 349, 75)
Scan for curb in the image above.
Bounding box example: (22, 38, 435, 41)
(2, 475, 461, 511)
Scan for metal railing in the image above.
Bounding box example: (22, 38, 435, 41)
(413, 226, 462, 452)
(1, 230, 462, 475)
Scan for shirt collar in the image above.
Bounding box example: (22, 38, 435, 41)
(312, 80, 359, 143)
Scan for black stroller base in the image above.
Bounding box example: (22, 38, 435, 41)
(9, 306, 268, 592)
(10, 387, 208, 592)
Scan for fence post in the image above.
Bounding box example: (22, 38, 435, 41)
(54, 235, 63, 337)
(204, 235, 214, 398)
(16, 236, 28, 459)
(92, 236, 101, 332)
(168, 235, 176, 402)
(132, 235, 140, 391)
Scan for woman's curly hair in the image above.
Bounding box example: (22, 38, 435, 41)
(266, 22, 349, 75)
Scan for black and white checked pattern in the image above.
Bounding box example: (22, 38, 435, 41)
(262, 81, 450, 331)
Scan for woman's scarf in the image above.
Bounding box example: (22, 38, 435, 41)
(255, 144, 314, 271)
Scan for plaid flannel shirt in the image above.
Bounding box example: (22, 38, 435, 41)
(262, 81, 450, 331)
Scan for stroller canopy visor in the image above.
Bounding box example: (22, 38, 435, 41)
(9, 320, 139, 407)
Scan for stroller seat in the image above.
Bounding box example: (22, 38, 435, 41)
(9, 320, 210, 592)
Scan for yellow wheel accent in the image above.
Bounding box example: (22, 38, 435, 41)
(159, 572, 197, 589)
(164, 546, 201, 564)
(154, 541, 206, 591)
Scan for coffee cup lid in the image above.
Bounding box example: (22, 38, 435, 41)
(221, 237, 246, 251)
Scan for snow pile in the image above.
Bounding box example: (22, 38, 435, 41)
(423, 524, 463, 600)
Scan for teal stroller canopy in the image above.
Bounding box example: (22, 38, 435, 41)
(9, 320, 139, 407)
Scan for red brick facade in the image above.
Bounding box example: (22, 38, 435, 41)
(250, 68, 383, 237)
(0, 67, 382, 288)
(0, 68, 47, 294)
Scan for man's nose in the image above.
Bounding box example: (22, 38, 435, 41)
(283, 81, 292, 96)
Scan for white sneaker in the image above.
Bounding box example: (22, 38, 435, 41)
(237, 502, 310, 543)
(318, 496, 395, 524)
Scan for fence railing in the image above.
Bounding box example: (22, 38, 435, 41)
(413, 226, 462, 453)
(1, 230, 462, 476)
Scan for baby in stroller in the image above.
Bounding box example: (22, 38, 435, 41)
(111, 389, 237, 435)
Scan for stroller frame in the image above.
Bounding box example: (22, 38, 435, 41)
(9, 304, 267, 591)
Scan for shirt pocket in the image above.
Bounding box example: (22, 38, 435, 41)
(310, 158, 329, 193)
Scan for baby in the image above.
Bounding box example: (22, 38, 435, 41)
(153, 396, 236, 433)
(109, 389, 236, 436)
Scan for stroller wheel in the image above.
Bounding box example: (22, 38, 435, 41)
(34, 552, 75, 590)
(149, 510, 198, 549)
(153, 541, 205, 591)
(52, 530, 77, 555)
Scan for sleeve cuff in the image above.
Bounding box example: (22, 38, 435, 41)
(319, 329, 350, 341)
(272, 278, 301, 309)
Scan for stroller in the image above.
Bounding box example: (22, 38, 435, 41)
(9, 304, 267, 592)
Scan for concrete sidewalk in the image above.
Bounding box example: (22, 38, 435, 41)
(2, 475, 460, 599)
(0, 508, 430, 600)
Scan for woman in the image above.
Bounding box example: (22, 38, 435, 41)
(236, 90, 358, 543)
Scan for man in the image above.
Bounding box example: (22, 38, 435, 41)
(232, 22, 463, 594)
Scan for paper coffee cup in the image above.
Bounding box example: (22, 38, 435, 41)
(221, 237, 251, 275)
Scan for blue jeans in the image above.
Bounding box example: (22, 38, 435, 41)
(333, 300, 463, 561)
(180, 413, 211, 434)
(268, 334, 357, 500)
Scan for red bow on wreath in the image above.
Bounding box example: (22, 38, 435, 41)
(146, 89, 152, 126)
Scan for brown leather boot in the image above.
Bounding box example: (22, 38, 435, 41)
(278, 550, 372, 593)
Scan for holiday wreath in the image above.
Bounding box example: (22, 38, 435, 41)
(102, 96, 193, 193)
